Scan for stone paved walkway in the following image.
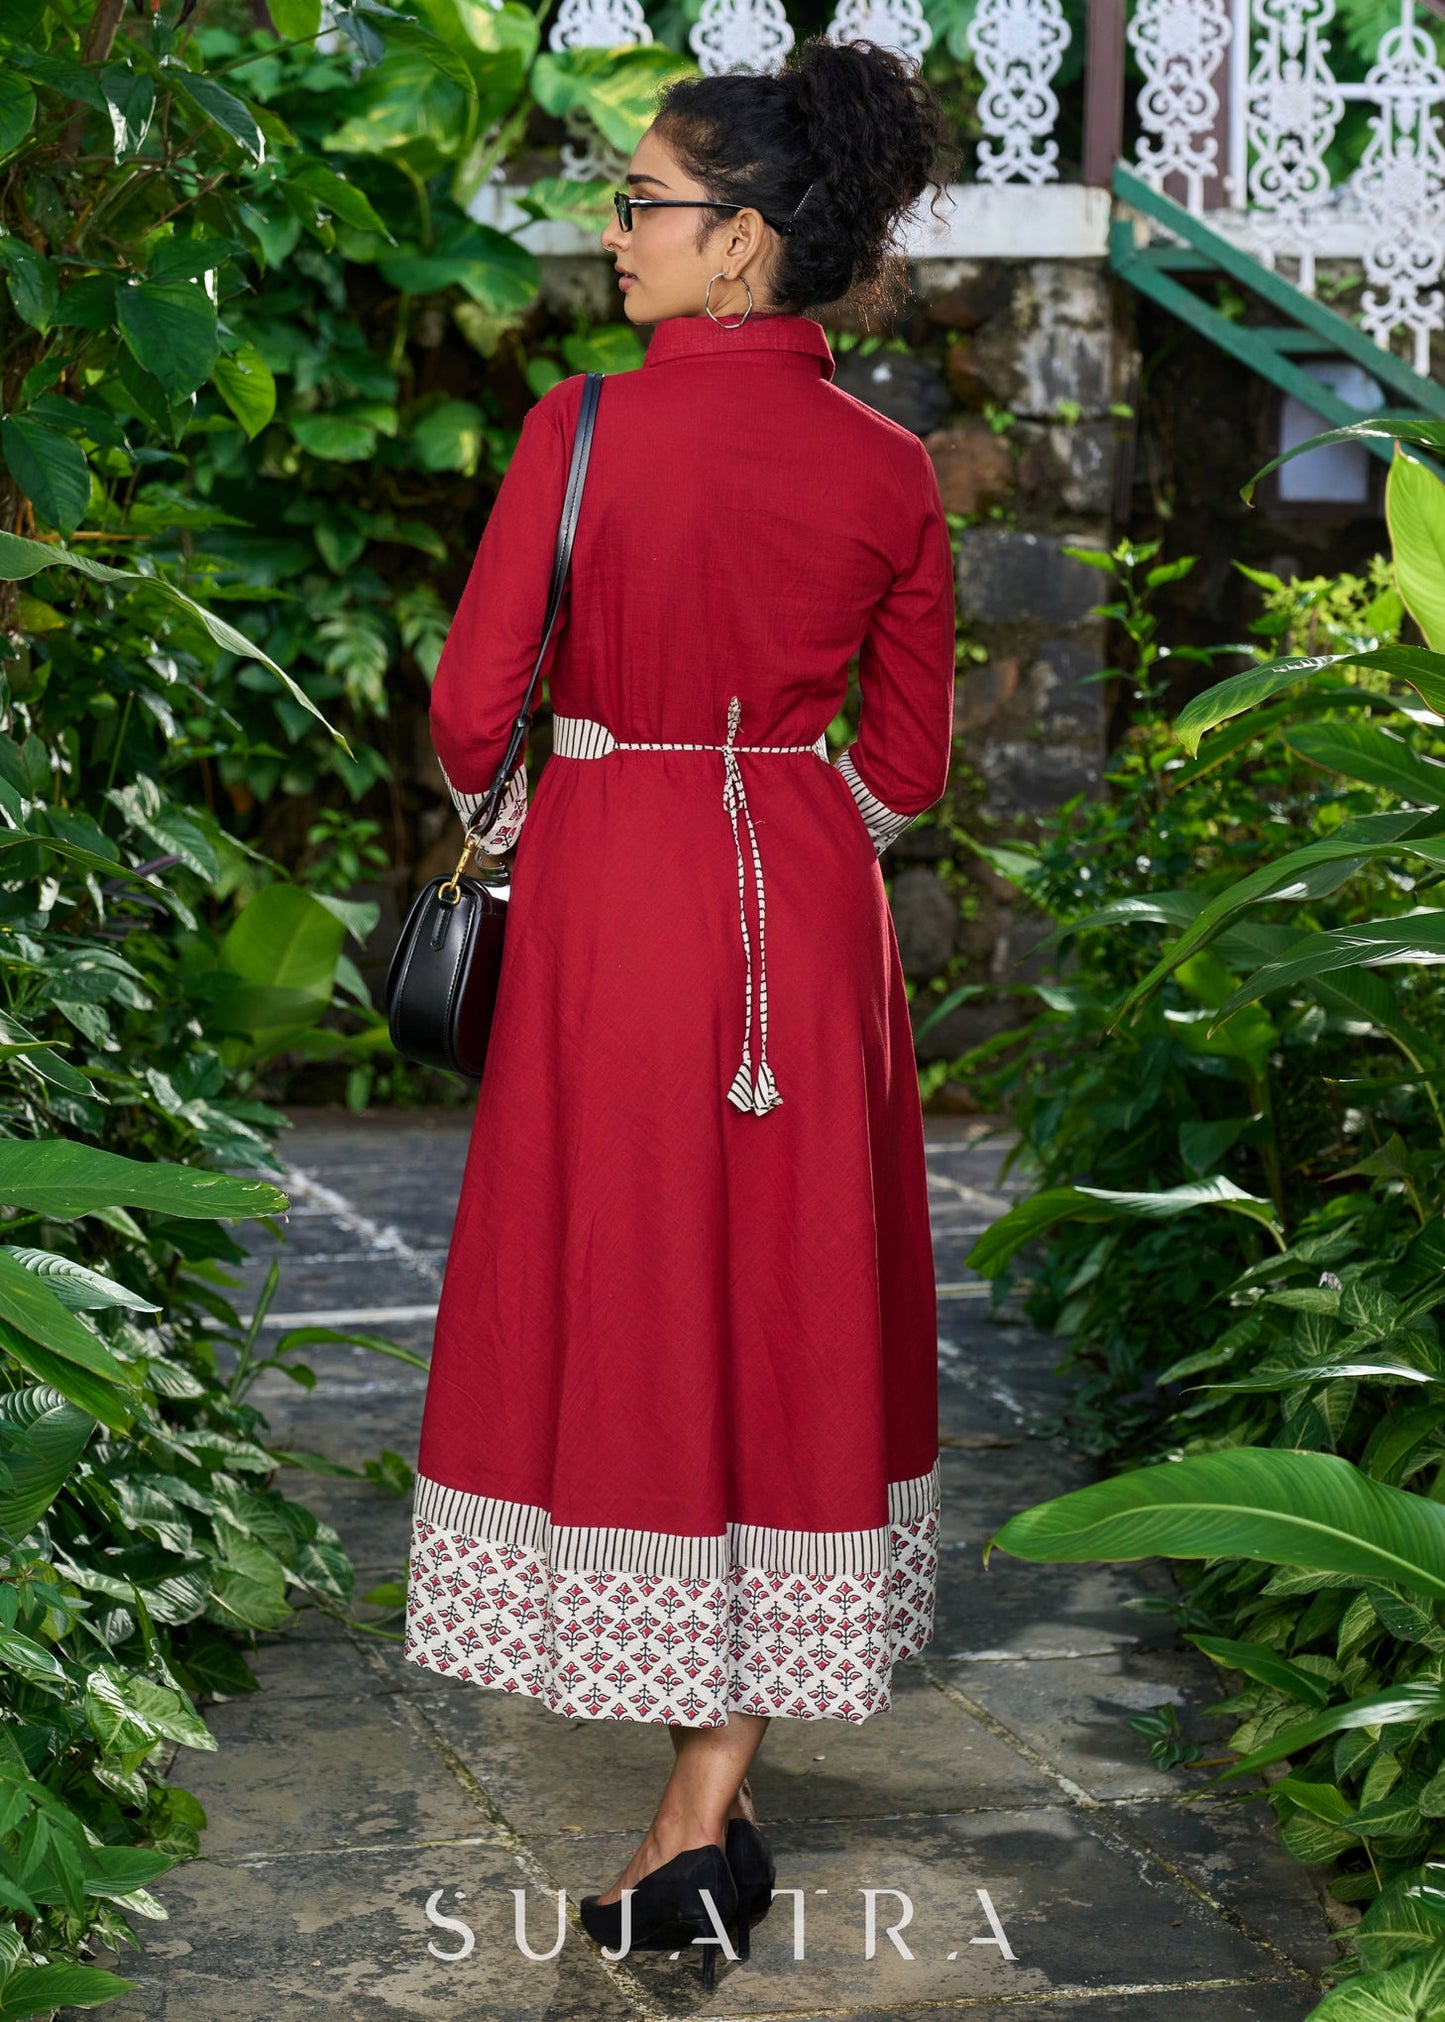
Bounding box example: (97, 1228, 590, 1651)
(75, 1113, 1337, 2020)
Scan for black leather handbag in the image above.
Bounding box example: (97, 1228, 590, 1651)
(385, 370, 604, 1078)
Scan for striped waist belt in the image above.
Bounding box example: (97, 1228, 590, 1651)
(551, 695, 829, 1118)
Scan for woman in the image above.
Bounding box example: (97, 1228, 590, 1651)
(403, 33, 960, 1989)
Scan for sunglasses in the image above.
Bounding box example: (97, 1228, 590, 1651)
(612, 190, 795, 235)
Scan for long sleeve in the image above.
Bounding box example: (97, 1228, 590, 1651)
(429, 379, 578, 840)
(835, 440, 956, 854)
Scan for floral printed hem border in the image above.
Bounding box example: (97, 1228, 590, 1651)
(402, 1466, 940, 1726)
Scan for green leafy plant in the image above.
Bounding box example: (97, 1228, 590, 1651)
(974, 426, 1445, 2014)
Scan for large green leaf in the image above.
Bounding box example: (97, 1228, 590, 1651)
(267, 0, 322, 31)
(986, 1447, 1445, 1596)
(1171, 685, 1414, 784)
(1358, 1860, 1445, 1973)
(1119, 811, 1445, 1020)
(1208, 1681, 1445, 1792)
(561, 323, 646, 374)
(115, 279, 218, 402)
(1306, 1946, 1445, 2019)
(288, 160, 392, 236)
(321, 46, 476, 161)
(0, 1319, 133, 1433)
(211, 344, 276, 438)
(85, 1667, 215, 1753)
(0, 1961, 137, 2014)
(0, 1623, 67, 1686)
(1388, 447, 1445, 653)
(0, 1252, 129, 1387)
(208, 884, 345, 1056)
(99, 64, 155, 156)
(0, 1388, 96, 1542)
(0, 1249, 158, 1314)
(1185, 1631, 1333, 1707)
(1216, 911, 1445, 1021)
(410, 398, 485, 473)
(1284, 719, 1445, 804)
(0, 74, 36, 161)
(0, 238, 56, 331)
(169, 71, 266, 162)
(378, 214, 537, 313)
(1199, 1355, 1445, 1392)
(289, 414, 376, 461)
(81, 1842, 176, 1898)
(1174, 646, 1445, 757)
(530, 44, 696, 153)
(449, 0, 539, 63)
(1299, 967, 1438, 1072)
(0, 417, 90, 538)
(516, 175, 612, 228)
(0, 1141, 285, 1220)
(1047, 893, 1205, 944)
(1242, 417, 1445, 505)
(0, 530, 350, 753)
(966, 1175, 1281, 1277)
(365, 12, 476, 86)
(273, 1324, 429, 1372)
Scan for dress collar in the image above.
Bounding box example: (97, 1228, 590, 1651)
(642, 312, 835, 382)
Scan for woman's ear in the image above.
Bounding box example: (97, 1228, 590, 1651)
(721, 208, 769, 273)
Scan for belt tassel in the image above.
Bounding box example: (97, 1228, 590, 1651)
(722, 696, 783, 1116)
(550, 699, 826, 1119)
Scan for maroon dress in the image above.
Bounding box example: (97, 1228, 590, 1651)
(403, 311, 957, 1726)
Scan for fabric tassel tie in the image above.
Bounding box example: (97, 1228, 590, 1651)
(550, 698, 829, 1118)
(720, 696, 782, 1116)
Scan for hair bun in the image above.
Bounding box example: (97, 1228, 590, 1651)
(655, 34, 958, 317)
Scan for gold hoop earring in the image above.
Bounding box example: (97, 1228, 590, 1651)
(704, 271, 753, 329)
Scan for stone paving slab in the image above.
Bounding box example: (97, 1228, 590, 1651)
(531, 1809, 1312, 2013)
(402, 1663, 1063, 1834)
(930, 1646, 1238, 1803)
(64, 1114, 1338, 2021)
(1110, 1795, 1339, 1979)
(849, 1993, 1316, 2022)
(80, 1841, 639, 2021)
(168, 1681, 496, 1860)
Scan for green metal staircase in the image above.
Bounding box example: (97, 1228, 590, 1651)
(1109, 162, 1445, 458)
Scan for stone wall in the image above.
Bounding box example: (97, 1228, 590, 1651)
(855, 257, 1137, 1066)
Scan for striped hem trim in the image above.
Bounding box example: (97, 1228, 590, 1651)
(412, 1459, 940, 1581)
(835, 746, 916, 854)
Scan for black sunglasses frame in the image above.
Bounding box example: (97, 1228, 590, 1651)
(612, 191, 793, 235)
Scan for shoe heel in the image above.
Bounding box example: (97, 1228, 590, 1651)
(734, 1910, 750, 1962)
(700, 1940, 718, 1992)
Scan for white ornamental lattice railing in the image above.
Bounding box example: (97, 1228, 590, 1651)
(527, 0, 1442, 369)
(549, 0, 930, 174)
(968, 0, 1443, 371)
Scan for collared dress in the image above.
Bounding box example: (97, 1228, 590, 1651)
(403, 311, 957, 1727)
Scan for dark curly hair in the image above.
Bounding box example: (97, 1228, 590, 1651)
(653, 36, 960, 322)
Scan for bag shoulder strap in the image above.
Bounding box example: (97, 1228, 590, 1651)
(463, 369, 604, 842)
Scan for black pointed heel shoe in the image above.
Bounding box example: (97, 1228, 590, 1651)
(725, 1816, 776, 1962)
(580, 1841, 739, 1990)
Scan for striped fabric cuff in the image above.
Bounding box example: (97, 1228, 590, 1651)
(438, 756, 528, 855)
(835, 746, 917, 855)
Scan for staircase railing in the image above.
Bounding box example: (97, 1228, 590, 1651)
(994, 0, 1445, 373)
